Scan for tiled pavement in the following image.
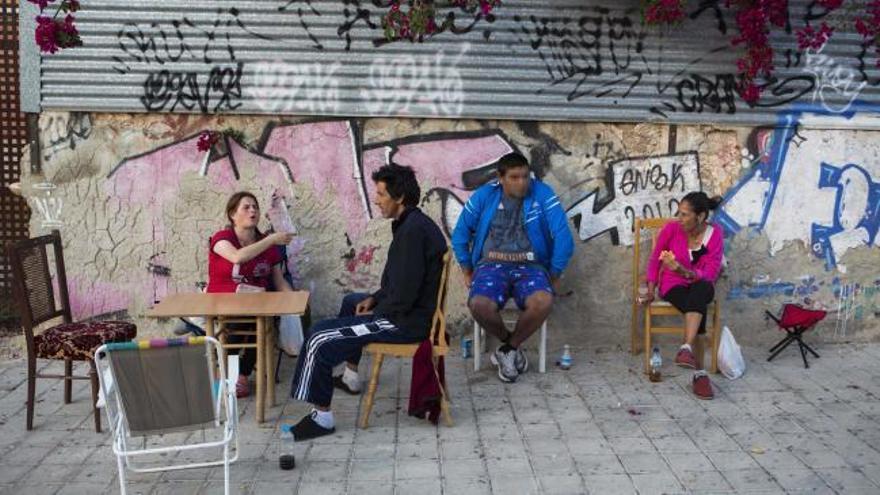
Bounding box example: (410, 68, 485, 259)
(0, 342, 879, 494)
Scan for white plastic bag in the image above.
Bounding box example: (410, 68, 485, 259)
(278, 315, 304, 356)
(718, 325, 746, 379)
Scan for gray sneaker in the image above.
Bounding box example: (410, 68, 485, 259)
(490, 347, 519, 383)
(515, 347, 529, 374)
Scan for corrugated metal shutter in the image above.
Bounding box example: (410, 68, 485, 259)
(29, 0, 880, 126)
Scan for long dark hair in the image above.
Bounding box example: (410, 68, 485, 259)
(225, 191, 264, 239)
(681, 191, 722, 223)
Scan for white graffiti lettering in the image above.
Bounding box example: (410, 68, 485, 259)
(803, 46, 867, 114)
(247, 60, 342, 114)
(361, 43, 467, 117)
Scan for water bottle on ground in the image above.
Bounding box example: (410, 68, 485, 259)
(649, 346, 662, 382)
(558, 344, 572, 370)
(279, 424, 296, 470)
(461, 336, 472, 359)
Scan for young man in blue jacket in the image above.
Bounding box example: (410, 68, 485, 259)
(452, 152, 574, 383)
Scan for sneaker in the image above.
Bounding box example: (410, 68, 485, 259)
(291, 411, 336, 441)
(675, 347, 697, 369)
(692, 371, 714, 400)
(490, 346, 519, 383)
(235, 375, 250, 398)
(333, 375, 361, 395)
(514, 347, 529, 374)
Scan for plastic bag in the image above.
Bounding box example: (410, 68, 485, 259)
(718, 325, 746, 379)
(278, 315, 304, 356)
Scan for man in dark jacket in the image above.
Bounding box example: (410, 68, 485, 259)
(289, 163, 447, 441)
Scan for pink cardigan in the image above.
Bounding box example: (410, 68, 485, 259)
(646, 221, 724, 297)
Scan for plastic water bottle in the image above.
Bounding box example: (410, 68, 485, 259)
(559, 345, 572, 370)
(649, 346, 662, 382)
(279, 424, 295, 470)
(461, 336, 472, 359)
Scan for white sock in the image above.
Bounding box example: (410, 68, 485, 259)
(342, 366, 361, 392)
(312, 408, 335, 429)
(680, 343, 692, 352)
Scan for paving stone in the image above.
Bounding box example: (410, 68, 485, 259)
(1, 345, 876, 494)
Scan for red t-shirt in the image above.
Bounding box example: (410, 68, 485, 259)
(206, 229, 282, 293)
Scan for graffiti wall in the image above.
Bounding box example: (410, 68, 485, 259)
(17, 108, 880, 343)
(30, 1, 880, 127)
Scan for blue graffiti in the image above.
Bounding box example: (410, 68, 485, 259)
(811, 163, 880, 268)
(716, 102, 880, 270)
(728, 282, 796, 300)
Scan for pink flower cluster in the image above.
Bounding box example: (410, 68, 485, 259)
(796, 22, 834, 50)
(645, 0, 880, 105)
(643, 0, 686, 25)
(855, 1, 880, 67)
(729, 2, 776, 104)
(382, 0, 499, 41)
(197, 131, 220, 153)
(29, 0, 82, 54)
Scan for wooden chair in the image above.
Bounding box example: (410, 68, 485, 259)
(7, 230, 137, 432)
(631, 218, 720, 374)
(359, 251, 453, 429)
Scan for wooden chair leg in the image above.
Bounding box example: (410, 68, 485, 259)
(26, 356, 36, 431)
(694, 335, 705, 371)
(440, 390, 453, 427)
(631, 301, 639, 355)
(64, 359, 73, 404)
(643, 309, 652, 375)
(359, 353, 384, 429)
(89, 359, 101, 433)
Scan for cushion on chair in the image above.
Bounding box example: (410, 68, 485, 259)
(34, 321, 137, 361)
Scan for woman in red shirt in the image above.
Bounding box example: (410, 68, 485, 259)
(208, 191, 294, 397)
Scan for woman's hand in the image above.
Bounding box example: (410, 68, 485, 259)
(269, 231, 295, 246)
(659, 250, 679, 271)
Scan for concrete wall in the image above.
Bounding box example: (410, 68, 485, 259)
(17, 107, 880, 350)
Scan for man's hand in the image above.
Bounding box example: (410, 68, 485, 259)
(551, 276, 561, 294)
(355, 296, 376, 315)
(462, 269, 473, 288)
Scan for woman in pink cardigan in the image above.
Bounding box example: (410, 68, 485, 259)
(643, 192, 723, 400)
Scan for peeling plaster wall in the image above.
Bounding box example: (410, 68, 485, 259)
(18, 109, 880, 348)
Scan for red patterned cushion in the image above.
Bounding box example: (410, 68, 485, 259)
(34, 321, 137, 361)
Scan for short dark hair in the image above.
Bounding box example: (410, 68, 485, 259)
(496, 152, 530, 177)
(371, 163, 420, 208)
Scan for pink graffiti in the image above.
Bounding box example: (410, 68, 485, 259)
(107, 135, 238, 246)
(260, 121, 368, 238)
(345, 245, 379, 273)
(63, 276, 131, 321)
(362, 134, 513, 218)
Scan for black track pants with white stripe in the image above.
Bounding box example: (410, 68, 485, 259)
(290, 317, 418, 407)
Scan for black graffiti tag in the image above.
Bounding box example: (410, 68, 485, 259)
(113, 7, 273, 74)
(141, 63, 243, 113)
(515, 8, 648, 102)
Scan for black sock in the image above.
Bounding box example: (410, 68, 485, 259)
(500, 343, 516, 353)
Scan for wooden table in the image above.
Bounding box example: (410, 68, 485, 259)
(147, 292, 310, 423)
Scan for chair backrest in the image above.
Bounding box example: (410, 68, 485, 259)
(97, 336, 222, 437)
(7, 230, 72, 336)
(631, 218, 675, 302)
(428, 251, 452, 349)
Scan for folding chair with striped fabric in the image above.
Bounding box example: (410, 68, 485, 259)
(95, 336, 239, 495)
